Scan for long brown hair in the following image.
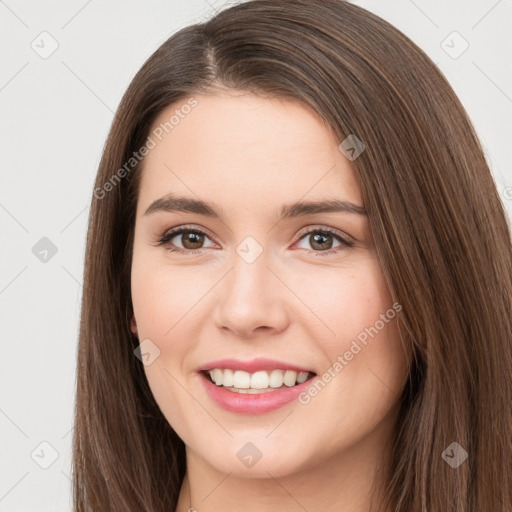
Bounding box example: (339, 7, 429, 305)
(72, 1, 512, 510)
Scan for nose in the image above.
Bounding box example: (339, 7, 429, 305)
(214, 249, 290, 338)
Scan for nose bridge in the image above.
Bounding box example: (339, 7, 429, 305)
(227, 243, 274, 311)
(214, 239, 288, 335)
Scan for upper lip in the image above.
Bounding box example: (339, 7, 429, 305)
(197, 358, 316, 374)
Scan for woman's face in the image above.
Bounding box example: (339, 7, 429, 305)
(131, 90, 408, 478)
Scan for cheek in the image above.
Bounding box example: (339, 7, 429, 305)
(296, 255, 395, 346)
(293, 263, 406, 455)
(131, 251, 205, 435)
(130, 249, 206, 341)
(304, 256, 406, 392)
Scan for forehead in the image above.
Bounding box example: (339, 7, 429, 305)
(137, 91, 363, 213)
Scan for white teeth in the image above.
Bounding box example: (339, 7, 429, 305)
(250, 371, 269, 389)
(269, 369, 284, 388)
(211, 369, 223, 386)
(283, 370, 297, 387)
(206, 368, 312, 390)
(233, 370, 251, 389)
(223, 368, 234, 387)
(297, 371, 309, 384)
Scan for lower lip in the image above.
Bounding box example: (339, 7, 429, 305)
(199, 372, 316, 414)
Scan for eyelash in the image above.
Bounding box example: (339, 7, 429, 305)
(154, 224, 354, 257)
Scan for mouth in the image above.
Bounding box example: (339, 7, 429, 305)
(202, 368, 317, 394)
(197, 360, 318, 414)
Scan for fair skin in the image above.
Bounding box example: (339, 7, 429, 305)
(130, 90, 409, 512)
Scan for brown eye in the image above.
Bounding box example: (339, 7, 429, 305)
(178, 231, 205, 249)
(156, 227, 216, 254)
(294, 227, 353, 257)
(309, 232, 334, 251)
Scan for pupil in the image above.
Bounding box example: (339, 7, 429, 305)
(312, 233, 332, 250)
(183, 232, 203, 249)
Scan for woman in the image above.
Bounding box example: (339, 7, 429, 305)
(72, 1, 512, 510)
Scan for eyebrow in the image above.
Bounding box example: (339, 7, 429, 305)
(143, 193, 367, 219)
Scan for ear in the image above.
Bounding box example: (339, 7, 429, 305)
(130, 314, 138, 336)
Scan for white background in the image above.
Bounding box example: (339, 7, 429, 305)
(1, 0, 511, 510)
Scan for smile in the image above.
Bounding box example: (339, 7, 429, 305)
(197, 358, 318, 414)
(206, 368, 312, 393)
